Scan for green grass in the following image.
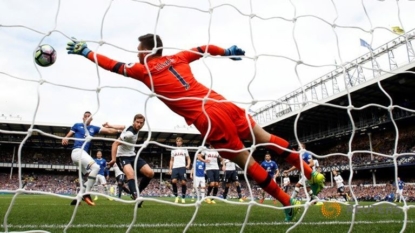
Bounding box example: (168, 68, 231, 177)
(0, 195, 414, 233)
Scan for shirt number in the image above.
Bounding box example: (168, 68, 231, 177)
(169, 66, 189, 90)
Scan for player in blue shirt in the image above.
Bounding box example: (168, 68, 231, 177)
(394, 177, 405, 203)
(93, 150, 110, 201)
(259, 152, 279, 204)
(190, 157, 206, 201)
(63, 111, 121, 206)
(284, 143, 322, 204)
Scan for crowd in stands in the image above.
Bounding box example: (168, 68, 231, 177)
(1, 173, 415, 203)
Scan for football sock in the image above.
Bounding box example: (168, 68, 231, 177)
(268, 135, 312, 180)
(172, 183, 178, 197)
(248, 162, 290, 206)
(139, 176, 152, 193)
(181, 184, 187, 199)
(213, 187, 218, 196)
(291, 187, 300, 199)
(223, 187, 229, 199)
(201, 188, 205, 199)
(237, 186, 242, 198)
(207, 186, 213, 196)
(127, 179, 137, 198)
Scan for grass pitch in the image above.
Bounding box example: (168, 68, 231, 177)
(0, 195, 414, 233)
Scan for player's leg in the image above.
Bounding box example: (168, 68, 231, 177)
(212, 170, 220, 200)
(223, 172, 230, 199)
(137, 158, 154, 193)
(73, 149, 99, 206)
(200, 177, 206, 199)
(205, 170, 214, 203)
(171, 168, 179, 203)
(194, 104, 299, 220)
(179, 168, 187, 203)
(117, 157, 137, 200)
(232, 172, 243, 202)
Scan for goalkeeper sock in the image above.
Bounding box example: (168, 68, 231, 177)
(267, 135, 312, 180)
(237, 186, 242, 198)
(138, 176, 152, 193)
(248, 162, 290, 206)
(207, 186, 213, 196)
(292, 187, 300, 199)
(223, 187, 229, 199)
(213, 187, 218, 196)
(181, 184, 187, 199)
(172, 183, 178, 197)
(127, 179, 137, 199)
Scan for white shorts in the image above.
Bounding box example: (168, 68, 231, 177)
(396, 189, 403, 195)
(193, 176, 206, 188)
(71, 148, 95, 175)
(95, 174, 107, 185)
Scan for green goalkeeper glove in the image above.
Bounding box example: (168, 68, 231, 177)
(66, 37, 91, 57)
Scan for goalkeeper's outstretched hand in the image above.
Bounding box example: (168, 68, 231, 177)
(66, 37, 91, 57)
(224, 45, 245, 60)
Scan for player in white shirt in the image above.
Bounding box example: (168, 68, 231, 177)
(222, 159, 244, 202)
(198, 145, 222, 204)
(107, 114, 154, 208)
(282, 172, 291, 193)
(169, 137, 191, 204)
(333, 169, 349, 201)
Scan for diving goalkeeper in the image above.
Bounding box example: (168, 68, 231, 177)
(66, 34, 325, 221)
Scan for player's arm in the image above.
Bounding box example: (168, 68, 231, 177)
(179, 45, 245, 63)
(284, 165, 297, 174)
(190, 167, 193, 179)
(197, 153, 209, 163)
(274, 166, 279, 180)
(222, 160, 227, 171)
(102, 122, 126, 130)
(185, 151, 191, 169)
(168, 155, 174, 175)
(62, 130, 74, 146)
(66, 39, 145, 80)
(100, 126, 122, 135)
(109, 138, 121, 167)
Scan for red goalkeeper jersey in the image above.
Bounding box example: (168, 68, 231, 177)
(86, 45, 226, 125)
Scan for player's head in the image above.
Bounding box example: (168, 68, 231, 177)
(265, 152, 271, 161)
(332, 169, 338, 175)
(138, 34, 163, 64)
(397, 177, 400, 181)
(83, 111, 92, 125)
(133, 114, 145, 131)
(283, 171, 288, 177)
(96, 150, 102, 159)
(176, 137, 183, 147)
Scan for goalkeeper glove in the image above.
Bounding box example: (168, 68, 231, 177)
(66, 37, 91, 57)
(224, 45, 245, 60)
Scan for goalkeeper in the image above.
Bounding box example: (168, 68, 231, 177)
(66, 34, 325, 221)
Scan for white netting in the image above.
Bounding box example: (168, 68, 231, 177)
(1, 0, 415, 233)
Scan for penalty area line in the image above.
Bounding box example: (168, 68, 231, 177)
(2, 220, 414, 229)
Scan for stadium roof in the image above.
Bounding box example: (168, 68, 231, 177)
(261, 62, 415, 146)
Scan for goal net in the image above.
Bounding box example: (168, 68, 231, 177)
(1, 0, 415, 232)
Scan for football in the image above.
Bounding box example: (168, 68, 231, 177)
(34, 44, 57, 67)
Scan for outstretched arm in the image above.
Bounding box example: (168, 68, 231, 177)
(102, 122, 125, 131)
(180, 45, 245, 63)
(66, 38, 145, 80)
